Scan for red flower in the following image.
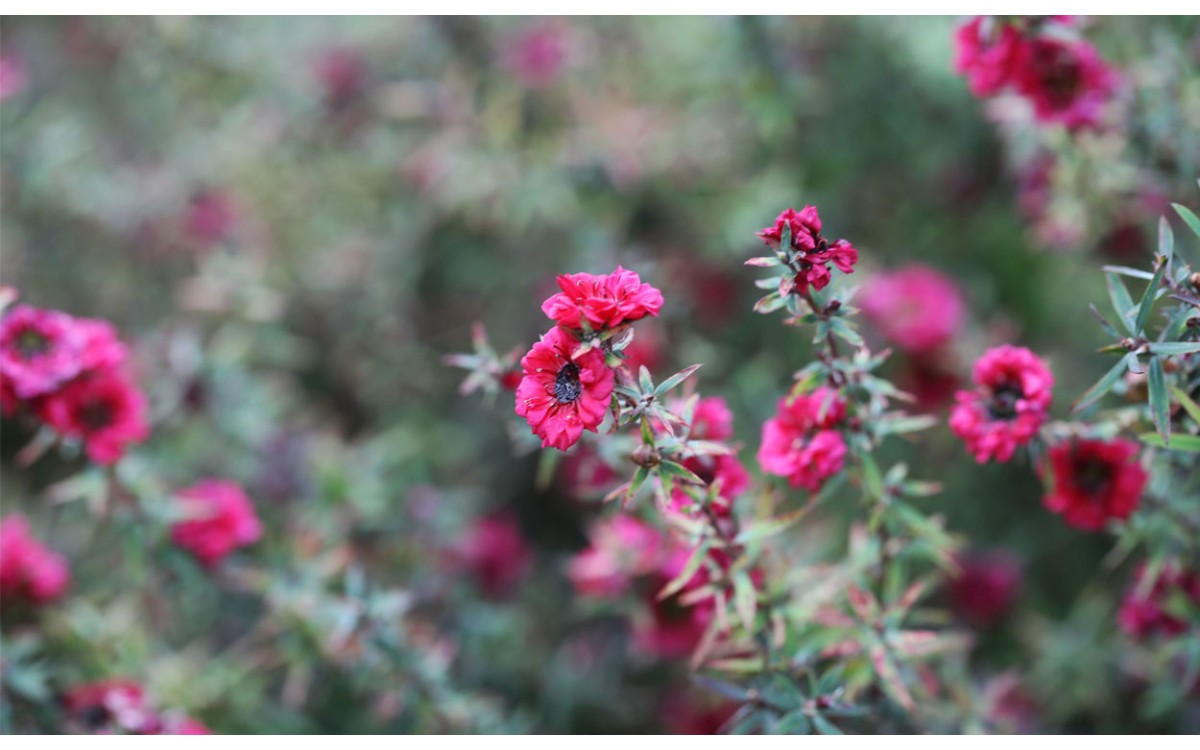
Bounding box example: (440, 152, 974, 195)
(38, 370, 149, 465)
(1012, 36, 1119, 131)
(660, 690, 738, 735)
(0, 514, 70, 606)
(169, 479, 262, 568)
(954, 17, 1026, 97)
(64, 680, 159, 735)
(1042, 437, 1147, 531)
(1118, 563, 1200, 640)
(183, 190, 239, 246)
(453, 511, 533, 598)
(947, 550, 1022, 628)
(0, 305, 85, 398)
(76, 317, 129, 372)
(515, 326, 614, 451)
(540, 266, 663, 332)
(860, 265, 965, 355)
(949, 345, 1053, 463)
(567, 515, 662, 598)
(686, 396, 735, 442)
(757, 387, 848, 491)
(756, 207, 858, 294)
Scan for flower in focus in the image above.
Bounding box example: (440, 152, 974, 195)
(1118, 562, 1200, 640)
(1041, 437, 1146, 531)
(37, 370, 149, 465)
(453, 511, 533, 598)
(515, 326, 615, 451)
(0, 514, 70, 606)
(947, 550, 1022, 628)
(954, 16, 1026, 97)
(1012, 36, 1120, 131)
(756, 206, 858, 294)
(0, 305, 86, 399)
(540, 267, 663, 332)
(949, 345, 1053, 463)
(861, 265, 965, 355)
(757, 387, 848, 491)
(567, 515, 663, 598)
(169, 479, 262, 568)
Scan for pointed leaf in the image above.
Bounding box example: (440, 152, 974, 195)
(1171, 386, 1200, 427)
(1139, 432, 1200, 453)
(1106, 272, 1136, 333)
(1134, 261, 1167, 334)
(654, 363, 702, 398)
(1147, 341, 1200, 356)
(1101, 265, 1155, 280)
(1173, 203, 1200, 240)
(1159, 217, 1174, 265)
(1148, 356, 1170, 445)
(657, 541, 711, 601)
(1071, 357, 1127, 412)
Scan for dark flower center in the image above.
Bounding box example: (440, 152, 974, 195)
(987, 382, 1024, 420)
(554, 362, 582, 404)
(1073, 456, 1112, 497)
(1038, 46, 1083, 108)
(80, 399, 114, 430)
(16, 329, 50, 359)
(80, 704, 111, 729)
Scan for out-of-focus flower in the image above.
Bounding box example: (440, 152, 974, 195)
(1041, 437, 1146, 531)
(1, 305, 86, 399)
(757, 387, 848, 491)
(183, 190, 239, 246)
(756, 207, 857, 294)
(632, 549, 712, 659)
(861, 265, 965, 355)
(900, 357, 962, 414)
(947, 550, 1022, 627)
(954, 16, 1026, 97)
(1118, 562, 1200, 640)
(37, 370, 149, 465)
(0, 514, 70, 606)
(63, 680, 159, 735)
(515, 326, 614, 451)
(541, 267, 664, 332)
(503, 20, 568, 88)
(453, 511, 533, 598)
(660, 690, 738, 735)
(557, 443, 619, 498)
(668, 452, 750, 518)
(314, 46, 368, 107)
(1012, 36, 1120, 131)
(619, 323, 663, 377)
(169, 479, 262, 568)
(950, 345, 1053, 463)
(0, 52, 27, 102)
(567, 515, 662, 598)
(686, 396, 735, 442)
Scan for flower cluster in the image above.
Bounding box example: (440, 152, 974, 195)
(1, 302, 148, 465)
(954, 16, 1120, 131)
(1041, 437, 1147, 532)
(757, 387, 848, 491)
(755, 206, 857, 294)
(0, 514, 70, 606)
(63, 679, 209, 735)
(169, 479, 263, 568)
(516, 267, 662, 450)
(950, 345, 1053, 463)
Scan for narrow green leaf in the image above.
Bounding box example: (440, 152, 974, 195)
(1071, 357, 1127, 412)
(860, 452, 884, 500)
(1159, 217, 1174, 265)
(1172, 386, 1200, 427)
(1148, 356, 1170, 445)
(1146, 341, 1200, 356)
(1088, 303, 1121, 338)
(658, 460, 705, 485)
(638, 365, 654, 394)
(654, 363, 702, 398)
(732, 570, 757, 632)
(1134, 261, 1167, 334)
(754, 291, 786, 314)
(1173, 203, 1200, 240)
(811, 713, 843, 735)
(640, 416, 654, 445)
(1105, 272, 1136, 334)
(776, 711, 812, 735)
(1139, 433, 1200, 453)
(1101, 265, 1155, 280)
(657, 541, 711, 601)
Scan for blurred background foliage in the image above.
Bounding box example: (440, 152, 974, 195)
(2, 16, 1199, 733)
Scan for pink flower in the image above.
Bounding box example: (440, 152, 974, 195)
(668, 453, 750, 518)
(64, 680, 159, 735)
(314, 47, 368, 107)
(0, 514, 70, 605)
(504, 21, 568, 88)
(76, 318, 128, 372)
(632, 549, 712, 659)
(687, 396, 735, 442)
(38, 370, 149, 465)
(183, 190, 239, 246)
(515, 326, 615, 451)
(567, 515, 663, 598)
(1, 305, 86, 399)
(861, 265, 965, 355)
(954, 17, 1026, 97)
(1042, 437, 1147, 531)
(949, 345, 1053, 463)
(557, 443, 619, 498)
(0, 52, 28, 103)
(166, 717, 212, 735)
(540, 266, 664, 332)
(947, 550, 1022, 628)
(453, 512, 533, 598)
(757, 387, 848, 491)
(756, 207, 858, 295)
(169, 479, 262, 568)
(1118, 562, 1200, 640)
(1012, 36, 1120, 131)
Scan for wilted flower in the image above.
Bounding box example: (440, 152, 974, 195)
(949, 345, 1053, 463)
(1041, 437, 1146, 531)
(861, 264, 965, 355)
(0, 514, 70, 606)
(515, 326, 614, 451)
(757, 387, 848, 491)
(1118, 562, 1200, 640)
(169, 479, 262, 568)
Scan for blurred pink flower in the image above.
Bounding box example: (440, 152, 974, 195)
(183, 190, 239, 246)
(1, 305, 87, 399)
(632, 549, 712, 659)
(0, 514, 70, 606)
(950, 345, 1053, 463)
(38, 370, 149, 465)
(567, 515, 662, 598)
(954, 17, 1026, 97)
(64, 680, 158, 734)
(947, 550, 1022, 627)
(758, 387, 848, 492)
(1013, 36, 1120, 131)
(454, 511, 533, 598)
(504, 21, 568, 88)
(1118, 562, 1200, 640)
(314, 46, 368, 107)
(1042, 437, 1146, 532)
(170, 479, 262, 568)
(861, 265, 965, 355)
(0, 53, 27, 102)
